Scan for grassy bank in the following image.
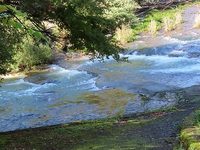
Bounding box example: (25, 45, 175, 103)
(180, 107, 200, 149)
(132, 1, 200, 36)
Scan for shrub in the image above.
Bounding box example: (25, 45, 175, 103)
(0, 23, 22, 74)
(9, 36, 54, 72)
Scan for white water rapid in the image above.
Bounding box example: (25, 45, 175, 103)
(1, 35, 200, 132)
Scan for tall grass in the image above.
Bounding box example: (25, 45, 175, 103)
(148, 19, 157, 35)
(163, 16, 175, 32)
(193, 12, 200, 28)
(132, 7, 185, 34)
(175, 12, 184, 25)
(115, 24, 135, 45)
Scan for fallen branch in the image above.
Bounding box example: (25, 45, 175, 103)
(135, 0, 193, 17)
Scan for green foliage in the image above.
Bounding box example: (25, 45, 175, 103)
(19, 0, 131, 59)
(101, 0, 140, 25)
(133, 8, 184, 34)
(0, 23, 22, 74)
(194, 110, 200, 126)
(0, 0, 141, 72)
(0, 3, 50, 74)
(8, 36, 53, 72)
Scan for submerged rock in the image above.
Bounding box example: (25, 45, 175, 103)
(124, 91, 184, 116)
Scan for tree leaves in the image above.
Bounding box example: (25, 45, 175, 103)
(0, 5, 8, 14)
(1, 18, 23, 31)
(6, 5, 27, 18)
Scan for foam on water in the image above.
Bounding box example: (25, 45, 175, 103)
(149, 63, 200, 74)
(163, 36, 188, 44)
(0, 65, 99, 102)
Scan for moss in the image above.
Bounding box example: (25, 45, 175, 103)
(0, 109, 6, 113)
(0, 108, 12, 113)
(76, 89, 136, 116)
(180, 127, 200, 150)
(192, 98, 200, 102)
(0, 117, 157, 150)
(140, 94, 150, 101)
(48, 101, 70, 108)
(0, 137, 7, 146)
(1, 103, 186, 150)
(180, 106, 200, 150)
(150, 106, 178, 114)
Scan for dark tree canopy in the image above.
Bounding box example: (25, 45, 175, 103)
(0, 0, 126, 74)
(11, 0, 124, 58)
(0, 0, 193, 74)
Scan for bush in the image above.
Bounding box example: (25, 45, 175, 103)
(0, 23, 22, 74)
(8, 36, 54, 72)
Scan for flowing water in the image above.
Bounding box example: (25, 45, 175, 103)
(1, 35, 200, 132)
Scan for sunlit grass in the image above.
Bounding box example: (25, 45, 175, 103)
(115, 24, 135, 45)
(193, 12, 200, 28)
(148, 19, 157, 35)
(175, 12, 184, 25)
(163, 16, 175, 32)
(180, 106, 200, 149)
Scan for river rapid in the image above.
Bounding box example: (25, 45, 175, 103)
(1, 3, 200, 132)
(1, 34, 200, 132)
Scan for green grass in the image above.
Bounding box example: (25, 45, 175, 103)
(132, 3, 189, 35)
(194, 110, 200, 127)
(0, 117, 157, 150)
(180, 105, 200, 150)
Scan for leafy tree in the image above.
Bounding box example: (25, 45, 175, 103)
(101, 0, 139, 25)
(0, 0, 141, 74)
(17, 0, 125, 59)
(9, 36, 53, 72)
(0, 3, 50, 74)
(0, 23, 20, 74)
(0, 3, 23, 74)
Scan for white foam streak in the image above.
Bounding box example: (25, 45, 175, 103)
(150, 63, 200, 74)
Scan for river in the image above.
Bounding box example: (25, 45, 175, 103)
(1, 33, 200, 132)
(2, 3, 200, 132)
